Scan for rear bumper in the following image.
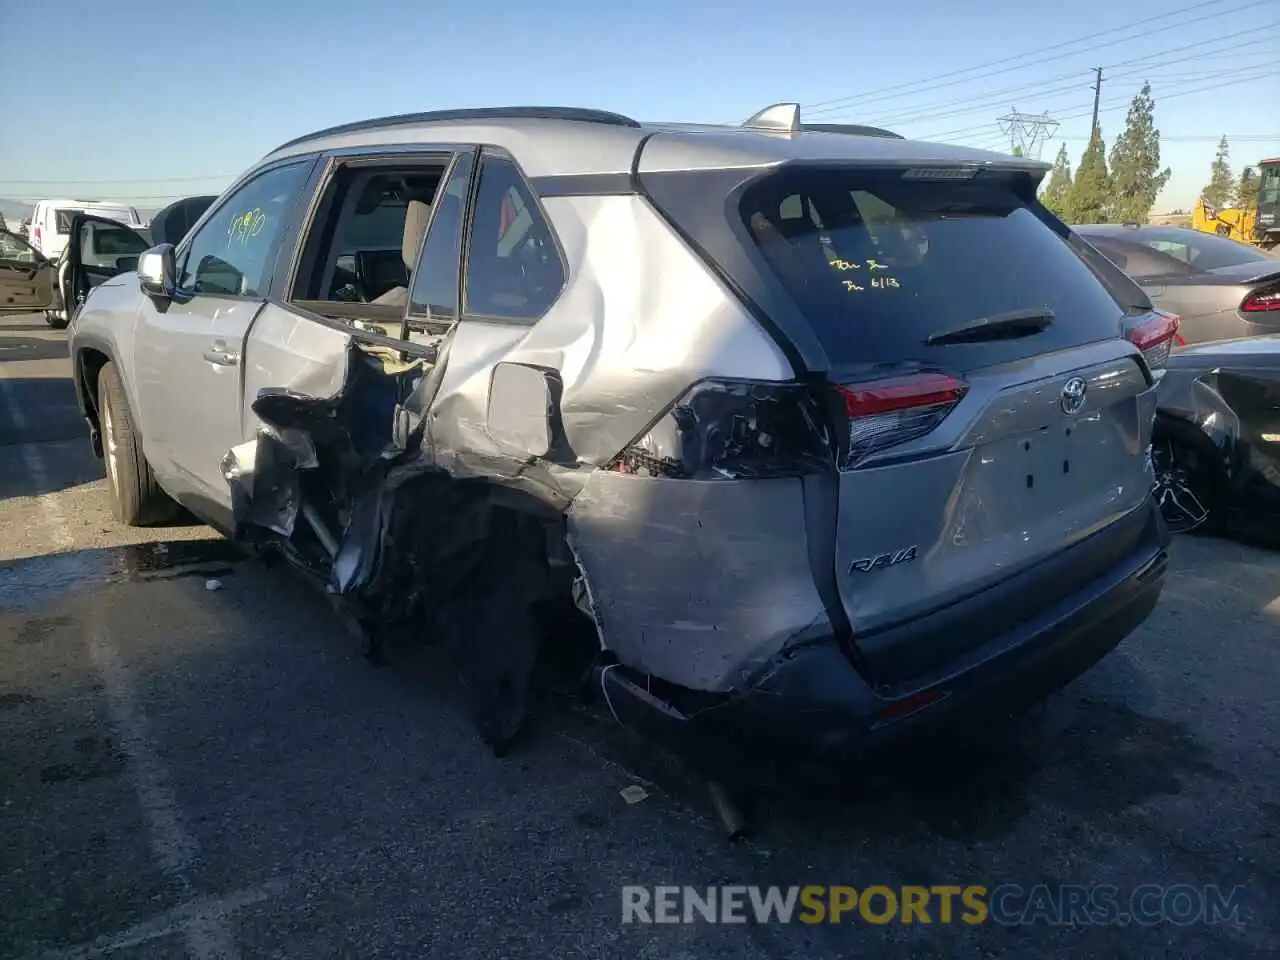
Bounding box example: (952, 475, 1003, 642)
(599, 498, 1169, 778)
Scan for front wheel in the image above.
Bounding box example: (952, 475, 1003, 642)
(97, 361, 176, 526)
(1150, 431, 1222, 535)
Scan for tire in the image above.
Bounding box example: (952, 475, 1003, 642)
(1150, 423, 1225, 536)
(44, 309, 68, 330)
(97, 361, 174, 526)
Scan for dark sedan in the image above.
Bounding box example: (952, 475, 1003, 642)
(1153, 334, 1280, 538)
(1076, 224, 1280, 345)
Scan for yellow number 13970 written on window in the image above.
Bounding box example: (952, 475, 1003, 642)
(226, 208, 267, 247)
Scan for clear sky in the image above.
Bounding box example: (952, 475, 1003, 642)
(0, 0, 1275, 213)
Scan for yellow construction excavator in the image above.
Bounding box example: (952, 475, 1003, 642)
(1190, 157, 1280, 250)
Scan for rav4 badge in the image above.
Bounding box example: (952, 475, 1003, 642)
(849, 546, 918, 574)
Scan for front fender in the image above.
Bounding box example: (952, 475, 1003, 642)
(1154, 368, 1243, 480)
(67, 283, 146, 449)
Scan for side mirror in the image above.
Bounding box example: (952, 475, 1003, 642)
(486, 362, 560, 459)
(137, 243, 176, 299)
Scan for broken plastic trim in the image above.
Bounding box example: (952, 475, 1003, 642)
(603, 378, 834, 480)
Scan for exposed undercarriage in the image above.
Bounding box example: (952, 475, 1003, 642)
(221, 337, 610, 754)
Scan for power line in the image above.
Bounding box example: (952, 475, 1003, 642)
(927, 67, 1276, 142)
(0, 174, 231, 186)
(1058, 133, 1280, 142)
(925, 68, 1276, 145)
(804, 0, 1268, 116)
(896, 62, 1274, 144)
(1, 193, 200, 203)
(845, 42, 1274, 133)
(844, 31, 1274, 129)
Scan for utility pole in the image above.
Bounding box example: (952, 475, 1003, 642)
(997, 108, 1061, 160)
(1090, 67, 1103, 136)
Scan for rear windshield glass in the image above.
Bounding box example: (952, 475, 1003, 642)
(1078, 235, 1192, 279)
(738, 168, 1128, 366)
(90, 225, 149, 256)
(54, 209, 81, 233)
(1128, 228, 1274, 271)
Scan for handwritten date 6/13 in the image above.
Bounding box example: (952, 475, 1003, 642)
(844, 276, 901, 292)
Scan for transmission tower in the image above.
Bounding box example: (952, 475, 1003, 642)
(997, 107, 1060, 159)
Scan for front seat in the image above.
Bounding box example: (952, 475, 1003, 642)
(370, 199, 431, 306)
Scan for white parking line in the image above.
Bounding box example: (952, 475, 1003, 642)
(0, 378, 244, 960)
(33, 884, 279, 960)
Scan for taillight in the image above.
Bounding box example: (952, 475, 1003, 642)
(1241, 285, 1280, 313)
(604, 379, 833, 480)
(1126, 309, 1180, 371)
(832, 371, 967, 468)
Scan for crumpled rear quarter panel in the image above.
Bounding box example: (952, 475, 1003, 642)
(566, 471, 833, 692)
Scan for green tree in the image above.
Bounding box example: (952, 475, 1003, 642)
(1200, 136, 1235, 208)
(1106, 83, 1171, 223)
(1235, 166, 1259, 211)
(1041, 144, 1074, 218)
(1069, 129, 1111, 223)
(1012, 144, 1025, 157)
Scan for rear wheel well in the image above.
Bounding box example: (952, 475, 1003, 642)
(1153, 414, 1227, 476)
(1152, 413, 1230, 523)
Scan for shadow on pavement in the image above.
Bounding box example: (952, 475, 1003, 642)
(0, 320, 59, 334)
(1, 540, 1273, 958)
(0, 376, 100, 501)
(0, 335, 71, 364)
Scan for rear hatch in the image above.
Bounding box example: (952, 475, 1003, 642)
(641, 159, 1161, 686)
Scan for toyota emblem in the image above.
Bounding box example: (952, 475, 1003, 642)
(1060, 376, 1088, 415)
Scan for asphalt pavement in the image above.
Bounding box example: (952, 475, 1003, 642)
(1, 310, 1277, 959)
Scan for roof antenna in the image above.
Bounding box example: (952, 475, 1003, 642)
(743, 102, 801, 134)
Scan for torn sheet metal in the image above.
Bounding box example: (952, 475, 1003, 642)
(225, 342, 428, 538)
(565, 471, 834, 693)
(220, 426, 319, 538)
(1156, 366, 1244, 462)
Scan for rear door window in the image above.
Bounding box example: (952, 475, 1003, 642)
(739, 168, 1130, 371)
(462, 154, 564, 322)
(0, 231, 40, 263)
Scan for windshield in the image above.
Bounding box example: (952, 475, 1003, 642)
(1260, 165, 1280, 211)
(733, 167, 1127, 369)
(1129, 227, 1272, 270)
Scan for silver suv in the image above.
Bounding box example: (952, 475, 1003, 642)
(66, 103, 1172, 761)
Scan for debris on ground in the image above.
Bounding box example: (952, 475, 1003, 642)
(619, 784, 649, 805)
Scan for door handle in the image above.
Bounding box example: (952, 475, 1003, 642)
(203, 344, 240, 366)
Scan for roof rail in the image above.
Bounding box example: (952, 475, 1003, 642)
(741, 103, 902, 139)
(800, 122, 903, 140)
(272, 106, 642, 153)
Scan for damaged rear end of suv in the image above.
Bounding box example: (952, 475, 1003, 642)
(71, 104, 1171, 789)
